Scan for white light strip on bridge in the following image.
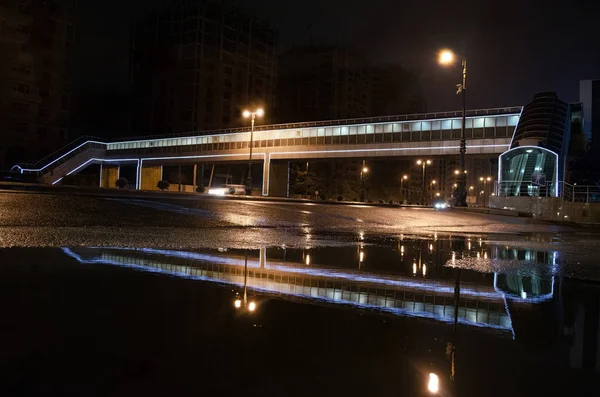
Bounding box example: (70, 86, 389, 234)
(263, 144, 510, 195)
(19, 141, 106, 173)
(52, 158, 140, 185)
(137, 153, 267, 190)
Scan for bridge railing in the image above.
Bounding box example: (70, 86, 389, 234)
(494, 180, 556, 198)
(494, 181, 600, 203)
(561, 182, 600, 203)
(14, 137, 106, 177)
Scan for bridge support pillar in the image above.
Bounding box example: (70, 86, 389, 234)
(140, 165, 163, 190)
(263, 159, 289, 197)
(100, 165, 119, 188)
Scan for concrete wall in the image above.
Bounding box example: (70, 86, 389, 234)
(100, 165, 119, 188)
(140, 166, 162, 190)
(489, 196, 600, 224)
(267, 161, 289, 197)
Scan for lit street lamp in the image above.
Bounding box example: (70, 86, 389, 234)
(417, 159, 432, 205)
(400, 174, 408, 202)
(242, 108, 264, 195)
(479, 176, 492, 206)
(360, 160, 369, 202)
(438, 49, 467, 207)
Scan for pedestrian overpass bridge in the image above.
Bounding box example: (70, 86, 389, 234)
(12, 106, 521, 196)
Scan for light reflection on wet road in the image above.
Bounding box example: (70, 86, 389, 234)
(1, 190, 599, 267)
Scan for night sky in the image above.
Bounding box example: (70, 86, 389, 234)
(74, 0, 600, 114)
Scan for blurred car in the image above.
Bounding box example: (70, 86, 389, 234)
(433, 199, 449, 210)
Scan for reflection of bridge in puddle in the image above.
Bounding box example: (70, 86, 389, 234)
(62, 247, 526, 333)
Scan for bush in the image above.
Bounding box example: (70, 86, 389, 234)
(115, 178, 128, 189)
(389, 200, 394, 205)
(378, 199, 384, 204)
(196, 184, 205, 193)
(319, 194, 327, 201)
(337, 195, 343, 201)
(157, 180, 170, 191)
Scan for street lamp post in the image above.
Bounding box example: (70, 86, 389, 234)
(242, 108, 264, 195)
(439, 49, 468, 207)
(400, 174, 408, 202)
(417, 159, 431, 205)
(480, 176, 492, 206)
(360, 160, 368, 202)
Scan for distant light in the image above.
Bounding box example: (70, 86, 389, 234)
(403, 174, 408, 180)
(248, 301, 256, 312)
(487, 177, 492, 181)
(435, 193, 442, 198)
(359, 251, 364, 262)
(426, 160, 431, 165)
(452, 252, 456, 265)
(417, 160, 422, 165)
(234, 299, 242, 308)
(256, 108, 265, 117)
(454, 170, 460, 175)
(208, 188, 226, 196)
(401, 245, 405, 253)
(469, 186, 474, 190)
(468, 241, 472, 250)
(429, 243, 433, 251)
(428, 373, 440, 393)
(480, 177, 484, 181)
(305, 254, 310, 266)
(413, 262, 417, 275)
(242, 110, 251, 118)
(362, 167, 369, 173)
(422, 264, 427, 277)
(431, 180, 436, 185)
(521, 291, 527, 299)
(526, 149, 533, 153)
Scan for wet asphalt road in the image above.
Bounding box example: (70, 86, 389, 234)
(1, 189, 599, 260)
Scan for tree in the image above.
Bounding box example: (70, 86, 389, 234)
(157, 180, 170, 191)
(115, 178, 128, 189)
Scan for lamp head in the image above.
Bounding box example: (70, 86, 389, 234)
(438, 49, 455, 65)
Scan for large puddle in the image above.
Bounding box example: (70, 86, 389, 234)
(1, 236, 599, 395)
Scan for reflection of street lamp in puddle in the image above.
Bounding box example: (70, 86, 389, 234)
(233, 251, 257, 313)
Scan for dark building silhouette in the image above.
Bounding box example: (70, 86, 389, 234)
(0, 0, 74, 170)
(275, 45, 426, 124)
(276, 44, 370, 123)
(130, 0, 277, 135)
(370, 64, 426, 116)
(580, 79, 600, 154)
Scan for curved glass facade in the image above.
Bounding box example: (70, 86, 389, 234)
(499, 146, 558, 197)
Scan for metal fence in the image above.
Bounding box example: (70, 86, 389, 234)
(495, 181, 600, 203)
